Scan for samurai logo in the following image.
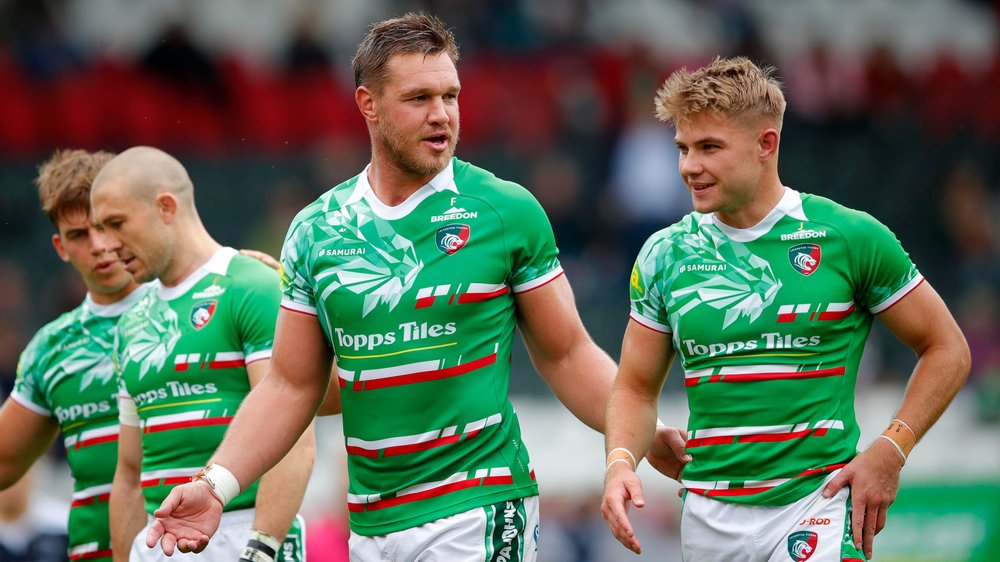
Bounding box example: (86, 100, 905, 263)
(190, 300, 217, 330)
(788, 243, 822, 276)
(436, 224, 470, 255)
(787, 531, 818, 561)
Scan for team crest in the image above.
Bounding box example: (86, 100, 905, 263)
(436, 224, 470, 255)
(190, 300, 217, 330)
(788, 243, 822, 276)
(787, 531, 818, 561)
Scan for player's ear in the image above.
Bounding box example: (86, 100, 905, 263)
(52, 233, 70, 262)
(759, 128, 779, 162)
(356, 86, 378, 123)
(155, 193, 179, 224)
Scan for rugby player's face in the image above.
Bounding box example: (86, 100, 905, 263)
(374, 52, 460, 178)
(91, 185, 170, 284)
(52, 209, 135, 302)
(675, 112, 769, 228)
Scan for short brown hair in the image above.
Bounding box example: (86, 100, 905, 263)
(655, 56, 786, 129)
(352, 12, 459, 93)
(36, 149, 116, 228)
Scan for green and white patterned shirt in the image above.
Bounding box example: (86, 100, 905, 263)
(114, 248, 280, 514)
(630, 188, 922, 505)
(280, 158, 562, 535)
(13, 287, 149, 561)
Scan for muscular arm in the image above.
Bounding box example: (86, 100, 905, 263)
(246, 359, 316, 540)
(0, 399, 58, 489)
(824, 281, 970, 560)
(110, 421, 148, 562)
(601, 320, 677, 555)
(515, 275, 617, 432)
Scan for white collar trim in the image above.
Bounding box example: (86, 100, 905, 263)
(708, 187, 806, 242)
(157, 247, 237, 301)
(84, 284, 149, 317)
(344, 160, 457, 220)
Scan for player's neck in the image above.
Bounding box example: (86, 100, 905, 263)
(366, 157, 437, 207)
(159, 226, 222, 288)
(88, 281, 142, 305)
(715, 177, 785, 230)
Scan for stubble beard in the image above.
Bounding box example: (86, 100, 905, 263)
(377, 120, 458, 178)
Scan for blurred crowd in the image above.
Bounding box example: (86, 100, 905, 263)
(1, 1, 999, 560)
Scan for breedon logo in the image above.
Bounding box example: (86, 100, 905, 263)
(788, 243, 822, 276)
(436, 224, 470, 255)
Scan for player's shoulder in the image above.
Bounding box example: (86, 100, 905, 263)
(223, 250, 281, 291)
(637, 212, 703, 257)
(453, 158, 537, 207)
(798, 192, 891, 234)
(19, 303, 87, 370)
(290, 175, 362, 227)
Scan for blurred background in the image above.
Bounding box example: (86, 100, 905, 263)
(1, 0, 999, 560)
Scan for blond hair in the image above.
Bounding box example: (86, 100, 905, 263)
(36, 149, 116, 227)
(655, 56, 786, 129)
(352, 12, 459, 93)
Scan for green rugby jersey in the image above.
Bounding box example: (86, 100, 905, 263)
(630, 188, 922, 506)
(280, 158, 561, 535)
(113, 248, 280, 514)
(13, 287, 149, 562)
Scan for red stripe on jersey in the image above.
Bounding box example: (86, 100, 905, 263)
(361, 353, 497, 390)
(143, 416, 233, 434)
(75, 434, 119, 449)
(348, 478, 483, 512)
(738, 428, 813, 443)
(687, 366, 846, 386)
(415, 296, 436, 308)
(457, 287, 509, 304)
(687, 463, 848, 498)
(777, 313, 797, 323)
(70, 493, 110, 508)
(175, 363, 190, 372)
(818, 305, 855, 321)
(70, 549, 114, 560)
(686, 435, 735, 448)
(208, 359, 245, 370)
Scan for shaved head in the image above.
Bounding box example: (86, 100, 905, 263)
(92, 146, 195, 210)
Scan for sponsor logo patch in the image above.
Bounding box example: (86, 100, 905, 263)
(431, 206, 479, 223)
(190, 300, 217, 330)
(787, 530, 818, 561)
(436, 224, 470, 255)
(788, 243, 822, 276)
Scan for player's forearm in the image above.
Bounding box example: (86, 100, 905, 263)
(251, 422, 316, 539)
(211, 369, 324, 491)
(541, 340, 617, 433)
(604, 376, 659, 461)
(894, 337, 970, 441)
(109, 469, 148, 561)
(0, 401, 59, 489)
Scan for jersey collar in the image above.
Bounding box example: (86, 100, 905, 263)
(706, 187, 807, 242)
(84, 283, 151, 318)
(158, 247, 237, 301)
(344, 159, 457, 220)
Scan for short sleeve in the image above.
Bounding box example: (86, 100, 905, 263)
(505, 190, 562, 293)
(628, 234, 672, 334)
(849, 212, 922, 313)
(11, 338, 53, 417)
(279, 216, 318, 315)
(232, 258, 281, 362)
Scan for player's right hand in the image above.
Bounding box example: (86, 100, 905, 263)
(146, 481, 223, 555)
(601, 461, 645, 554)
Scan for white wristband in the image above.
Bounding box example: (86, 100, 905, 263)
(118, 395, 140, 427)
(194, 463, 241, 506)
(606, 447, 637, 469)
(606, 458, 635, 473)
(876, 434, 907, 463)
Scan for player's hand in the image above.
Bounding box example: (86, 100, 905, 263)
(601, 461, 646, 554)
(240, 249, 280, 271)
(645, 424, 691, 481)
(822, 438, 904, 561)
(146, 481, 223, 555)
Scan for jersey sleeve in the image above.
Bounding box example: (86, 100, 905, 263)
(629, 233, 672, 333)
(504, 189, 562, 293)
(279, 214, 318, 315)
(232, 258, 281, 362)
(847, 212, 922, 313)
(11, 336, 54, 417)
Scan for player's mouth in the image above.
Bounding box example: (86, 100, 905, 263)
(423, 134, 450, 152)
(94, 260, 118, 274)
(689, 181, 716, 192)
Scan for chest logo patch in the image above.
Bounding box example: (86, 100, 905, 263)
(787, 531, 818, 561)
(190, 300, 217, 330)
(436, 224, 470, 255)
(788, 243, 822, 276)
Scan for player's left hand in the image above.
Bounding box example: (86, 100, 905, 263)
(240, 249, 280, 271)
(645, 424, 691, 481)
(822, 438, 904, 561)
(146, 481, 223, 556)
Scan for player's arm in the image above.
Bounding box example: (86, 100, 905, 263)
(110, 404, 149, 562)
(147, 308, 333, 555)
(601, 319, 679, 555)
(316, 359, 341, 416)
(823, 281, 970, 560)
(244, 358, 316, 560)
(0, 399, 59, 489)
(515, 275, 617, 432)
